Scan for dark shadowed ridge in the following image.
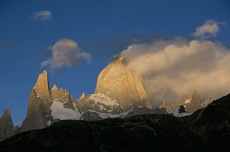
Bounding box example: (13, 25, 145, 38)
(0, 94, 230, 152)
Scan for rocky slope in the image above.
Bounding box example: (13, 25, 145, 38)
(0, 93, 229, 152)
(0, 110, 14, 141)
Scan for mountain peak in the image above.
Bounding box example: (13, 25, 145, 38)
(95, 56, 152, 111)
(37, 70, 48, 80)
(42, 70, 48, 74)
(33, 70, 51, 101)
(0, 109, 14, 140)
(52, 84, 58, 90)
(113, 55, 127, 65)
(78, 92, 85, 100)
(2, 109, 11, 118)
(191, 90, 199, 96)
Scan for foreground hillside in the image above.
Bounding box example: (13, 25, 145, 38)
(0, 94, 229, 152)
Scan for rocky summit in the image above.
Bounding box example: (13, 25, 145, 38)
(177, 90, 202, 112)
(94, 55, 152, 111)
(0, 110, 14, 141)
(161, 90, 203, 113)
(0, 93, 229, 152)
(20, 70, 76, 132)
(76, 55, 158, 120)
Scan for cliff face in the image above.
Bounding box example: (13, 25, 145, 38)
(94, 56, 152, 111)
(20, 87, 51, 132)
(0, 109, 14, 141)
(20, 71, 76, 132)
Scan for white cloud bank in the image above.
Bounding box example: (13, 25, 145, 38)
(41, 39, 91, 70)
(31, 10, 52, 21)
(122, 23, 230, 106)
(193, 20, 221, 39)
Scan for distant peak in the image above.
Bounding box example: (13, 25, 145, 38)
(52, 84, 58, 90)
(79, 92, 86, 100)
(191, 90, 199, 95)
(2, 109, 11, 117)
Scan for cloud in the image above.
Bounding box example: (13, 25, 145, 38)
(121, 38, 230, 106)
(192, 20, 222, 39)
(31, 10, 52, 22)
(41, 39, 91, 70)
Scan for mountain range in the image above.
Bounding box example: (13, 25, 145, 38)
(0, 93, 229, 152)
(0, 56, 218, 142)
(1, 56, 166, 140)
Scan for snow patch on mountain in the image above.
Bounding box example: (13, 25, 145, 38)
(184, 98, 191, 104)
(89, 93, 119, 107)
(50, 101, 82, 120)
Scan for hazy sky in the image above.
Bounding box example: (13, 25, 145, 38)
(0, 0, 230, 124)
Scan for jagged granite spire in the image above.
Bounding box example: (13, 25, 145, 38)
(21, 71, 52, 132)
(33, 70, 51, 101)
(21, 71, 76, 131)
(51, 86, 75, 110)
(51, 84, 58, 91)
(95, 55, 152, 111)
(78, 92, 85, 101)
(0, 109, 14, 140)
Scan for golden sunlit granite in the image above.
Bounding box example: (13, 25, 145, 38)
(78, 92, 85, 101)
(94, 55, 152, 111)
(51, 84, 75, 110)
(33, 70, 51, 102)
(21, 71, 76, 132)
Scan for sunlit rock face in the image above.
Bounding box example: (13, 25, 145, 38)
(0, 109, 14, 140)
(21, 71, 76, 132)
(51, 84, 75, 110)
(33, 70, 51, 103)
(95, 55, 152, 111)
(78, 92, 85, 101)
(21, 71, 52, 132)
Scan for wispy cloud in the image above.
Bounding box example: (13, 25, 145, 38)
(31, 10, 52, 22)
(41, 39, 91, 70)
(192, 20, 223, 39)
(121, 20, 230, 106)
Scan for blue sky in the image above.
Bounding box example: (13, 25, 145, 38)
(0, 0, 230, 124)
